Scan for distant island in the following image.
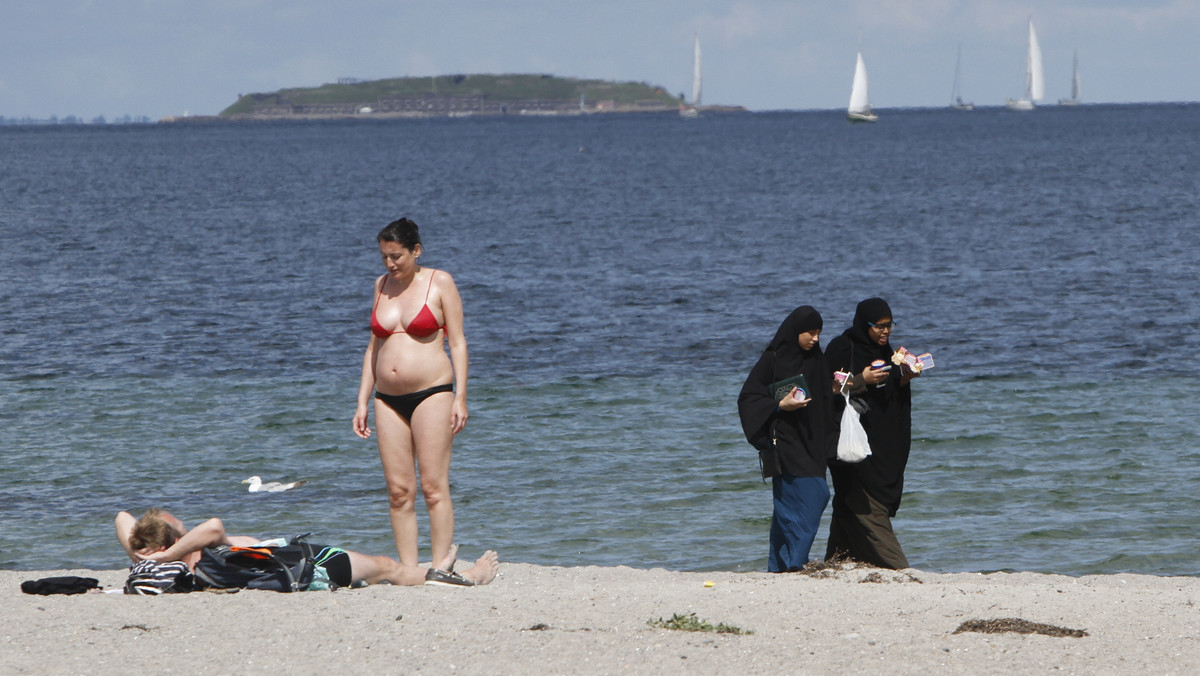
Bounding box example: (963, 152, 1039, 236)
(206, 74, 742, 120)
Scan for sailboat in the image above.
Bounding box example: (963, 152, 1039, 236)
(950, 44, 974, 110)
(847, 50, 877, 123)
(1006, 18, 1044, 111)
(680, 34, 702, 118)
(1058, 51, 1082, 106)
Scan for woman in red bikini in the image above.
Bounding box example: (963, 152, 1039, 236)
(353, 217, 469, 581)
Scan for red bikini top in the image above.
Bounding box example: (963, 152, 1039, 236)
(370, 271, 445, 339)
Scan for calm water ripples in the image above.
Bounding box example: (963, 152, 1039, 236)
(2, 106, 1198, 574)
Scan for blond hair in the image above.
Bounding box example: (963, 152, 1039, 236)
(129, 508, 182, 552)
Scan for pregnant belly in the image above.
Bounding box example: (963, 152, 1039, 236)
(373, 338, 453, 394)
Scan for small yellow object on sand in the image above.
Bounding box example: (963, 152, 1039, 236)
(703, 581, 716, 588)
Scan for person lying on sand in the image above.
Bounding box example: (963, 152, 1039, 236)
(115, 508, 498, 587)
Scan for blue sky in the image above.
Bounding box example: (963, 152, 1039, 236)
(1, 1, 1196, 119)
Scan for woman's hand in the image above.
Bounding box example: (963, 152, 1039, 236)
(777, 387, 811, 411)
(861, 365, 889, 386)
(451, 398, 469, 435)
(353, 404, 372, 439)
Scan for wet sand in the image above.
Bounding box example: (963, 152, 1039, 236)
(5, 562, 1198, 674)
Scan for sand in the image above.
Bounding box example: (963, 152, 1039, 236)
(5, 562, 1198, 674)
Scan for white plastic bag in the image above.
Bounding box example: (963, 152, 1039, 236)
(836, 392, 872, 463)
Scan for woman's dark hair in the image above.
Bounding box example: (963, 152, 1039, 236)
(377, 218, 422, 250)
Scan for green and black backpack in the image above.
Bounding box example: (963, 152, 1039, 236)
(193, 535, 317, 592)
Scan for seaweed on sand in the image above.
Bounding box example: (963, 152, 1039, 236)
(953, 618, 1088, 638)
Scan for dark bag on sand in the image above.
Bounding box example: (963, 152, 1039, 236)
(21, 576, 100, 595)
(193, 535, 317, 593)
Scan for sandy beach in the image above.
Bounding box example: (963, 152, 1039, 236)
(5, 562, 1198, 674)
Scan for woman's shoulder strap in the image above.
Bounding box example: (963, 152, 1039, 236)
(424, 269, 438, 298)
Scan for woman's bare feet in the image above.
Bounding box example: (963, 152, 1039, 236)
(457, 550, 500, 585)
(433, 544, 458, 573)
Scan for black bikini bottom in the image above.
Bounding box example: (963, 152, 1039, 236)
(375, 383, 454, 421)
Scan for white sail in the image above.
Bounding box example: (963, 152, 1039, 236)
(1007, 18, 1042, 111)
(950, 43, 973, 109)
(1027, 20, 1044, 101)
(1071, 51, 1081, 100)
(691, 34, 702, 107)
(848, 51, 875, 121)
(1059, 50, 1082, 106)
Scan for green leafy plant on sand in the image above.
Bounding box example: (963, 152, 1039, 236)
(647, 612, 752, 635)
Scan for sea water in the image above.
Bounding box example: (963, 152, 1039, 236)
(2, 105, 1199, 575)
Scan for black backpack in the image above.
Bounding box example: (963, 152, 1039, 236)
(193, 535, 317, 592)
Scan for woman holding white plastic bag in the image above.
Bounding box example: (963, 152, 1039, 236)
(738, 306, 837, 572)
(824, 298, 921, 569)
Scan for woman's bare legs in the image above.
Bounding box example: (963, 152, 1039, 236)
(375, 401, 421, 566)
(374, 391, 456, 567)
(410, 390, 455, 566)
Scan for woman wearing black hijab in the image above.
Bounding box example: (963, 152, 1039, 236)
(823, 298, 920, 569)
(738, 306, 835, 572)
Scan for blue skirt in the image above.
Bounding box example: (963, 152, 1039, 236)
(768, 474, 830, 572)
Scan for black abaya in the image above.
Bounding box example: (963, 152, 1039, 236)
(824, 298, 913, 516)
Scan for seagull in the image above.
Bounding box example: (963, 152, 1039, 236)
(243, 476, 306, 493)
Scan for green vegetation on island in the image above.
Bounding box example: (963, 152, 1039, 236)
(220, 74, 692, 118)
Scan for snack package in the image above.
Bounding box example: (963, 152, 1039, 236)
(892, 347, 934, 375)
(833, 370, 852, 393)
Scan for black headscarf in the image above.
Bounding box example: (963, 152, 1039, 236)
(843, 297, 894, 365)
(738, 306, 834, 477)
(767, 305, 824, 375)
